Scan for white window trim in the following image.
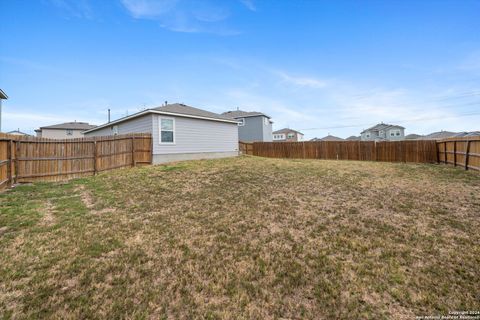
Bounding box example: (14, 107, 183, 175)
(159, 117, 175, 145)
(238, 118, 245, 126)
(111, 125, 119, 135)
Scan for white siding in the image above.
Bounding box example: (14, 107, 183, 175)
(152, 114, 238, 154)
(84, 114, 153, 137)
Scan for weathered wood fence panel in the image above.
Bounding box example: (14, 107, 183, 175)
(437, 136, 480, 171)
(0, 133, 152, 189)
(240, 140, 439, 164)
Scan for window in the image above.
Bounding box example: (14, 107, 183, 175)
(160, 117, 175, 143)
(366, 133, 370, 138)
(390, 129, 401, 137)
(66, 129, 73, 136)
(238, 118, 245, 126)
(112, 125, 118, 135)
(264, 117, 269, 126)
(287, 133, 295, 139)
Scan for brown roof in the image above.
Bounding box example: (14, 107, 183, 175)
(38, 122, 97, 130)
(222, 110, 270, 119)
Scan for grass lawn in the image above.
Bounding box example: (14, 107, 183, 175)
(1, 156, 479, 319)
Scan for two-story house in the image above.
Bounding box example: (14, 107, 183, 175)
(360, 123, 405, 141)
(272, 128, 304, 142)
(222, 110, 273, 142)
(35, 121, 97, 139)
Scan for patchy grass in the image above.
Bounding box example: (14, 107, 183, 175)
(1, 156, 479, 319)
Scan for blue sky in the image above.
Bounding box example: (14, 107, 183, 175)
(1, 0, 479, 138)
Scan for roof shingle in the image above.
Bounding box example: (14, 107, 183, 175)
(222, 110, 270, 119)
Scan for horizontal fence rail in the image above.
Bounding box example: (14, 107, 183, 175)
(240, 140, 438, 165)
(437, 136, 480, 171)
(0, 133, 152, 189)
(240, 138, 480, 171)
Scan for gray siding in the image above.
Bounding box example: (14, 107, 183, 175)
(37, 128, 87, 139)
(84, 114, 153, 137)
(152, 114, 238, 154)
(238, 116, 272, 142)
(361, 128, 405, 141)
(84, 113, 238, 157)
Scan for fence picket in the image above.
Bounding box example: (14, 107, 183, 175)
(0, 133, 152, 189)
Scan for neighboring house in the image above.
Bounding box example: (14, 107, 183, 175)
(405, 133, 423, 140)
(272, 128, 304, 142)
(346, 135, 361, 141)
(35, 122, 97, 139)
(0, 88, 8, 132)
(222, 110, 272, 142)
(84, 103, 239, 164)
(360, 123, 405, 141)
(317, 135, 344, 141)
(419, 131, 458, 140)
(7, 129, 31, 136)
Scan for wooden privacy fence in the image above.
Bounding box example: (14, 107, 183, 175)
(0, 133, 152, 189)
(437, 136, 480, 171)
(240, 140, 438, 164)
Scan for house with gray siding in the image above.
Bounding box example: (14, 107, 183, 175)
(222, 110, 272, 142)
(35, 122, 97, 139)
(84, 103, 239, 164)
(360, 123, 405, 141)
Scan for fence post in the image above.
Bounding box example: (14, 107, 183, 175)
(444, 141, 447, 164)
(374, 141, 378, 162)
(93, 141, 97, 175)
(453, 141, 457, 166)
(465, 140, 471, 171)
(435, 141, 440, 163)
(14, 141, 20, 183)
(302, 141, 306, 159)
(7, 140, 12, 186)
(131, 136, 136, 167)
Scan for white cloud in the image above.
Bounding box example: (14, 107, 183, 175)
(120, 0, 240, 34)
(274, 71, 328, 89)
(120, 0, 179, 18)
(239, 0, 256, 11)
(48, 0, 94, 19)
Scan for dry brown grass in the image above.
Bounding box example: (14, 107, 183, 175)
(1, 156, 479, 319)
